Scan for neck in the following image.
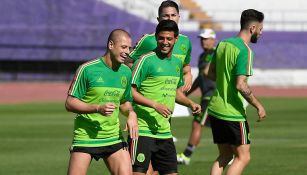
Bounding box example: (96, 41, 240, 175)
(103, 53, 120, 69)
(237, 30, 251, 45)
(156, 49, 172, 59)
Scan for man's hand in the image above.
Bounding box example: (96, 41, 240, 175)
(125, 111, 139, 139)
(97, 103, 116, 116)
(257, 105, 266, 122)
(182, 73, 192, 92)
(153, 103, 173, 118)
(190, 102, 202, 116)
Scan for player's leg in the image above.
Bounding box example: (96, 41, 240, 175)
(104, 148, 132, 175)
(226, 144, 250, 175)
(209, 115, 234, 175)
(210, 144, 234, 175)
(152, 138, 178, 175)
(177, 101, 209, 165)
(67, 152, 92, 175)
(226, 120, 251, 174)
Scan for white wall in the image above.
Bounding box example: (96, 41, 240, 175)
(194, 0, 307, 31)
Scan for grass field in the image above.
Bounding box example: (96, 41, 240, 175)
(0, 97, 307, 175)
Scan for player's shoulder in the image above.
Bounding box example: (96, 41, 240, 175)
(78, 58, 101, 70)
(136, 32, 156, 43)
(120, 63, 132, 73)
(178, 33, 190, 41)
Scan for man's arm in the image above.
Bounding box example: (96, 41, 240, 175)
(204, 62, 216, 81)
(175, 89, 202, 115)
(120, 101, 138, 139)
(65, 95, 116, 116)
(236, 75, 266, 121)
(132, 85, 172, 118)
(182, 64, 192, 92)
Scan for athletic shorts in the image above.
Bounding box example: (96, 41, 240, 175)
(128, 136, 177, 174)
(194, 108, 210, 126)
(70, 142, 128, 161)
(209, 115, 250, 145)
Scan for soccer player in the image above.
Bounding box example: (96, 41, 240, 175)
(65, 29, 138, 175)
(177, 28, 217, 165)
(128, 0, 193, 92)
(206, 9, 266, 175)
(129, 20, 201, 175)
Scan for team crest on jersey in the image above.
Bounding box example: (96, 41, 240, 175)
(176, 66, 180, 74)
(121, 76, 127, 87)
(137, 153, 145, 162)
(180, 44, 187, 53)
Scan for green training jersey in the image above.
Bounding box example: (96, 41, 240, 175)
(208, 37, 254, 121)
(130, 33, 192, 65)
(68, 57, 133, 147)
(132, 51, 184, 138)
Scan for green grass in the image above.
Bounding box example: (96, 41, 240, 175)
(0, 97, 306, 175)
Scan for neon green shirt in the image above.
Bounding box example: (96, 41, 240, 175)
(68, 57, 132, 147)
(132, 51, 184, 138)
(130, 33, 192, 65)
(208, 37, 254, 121)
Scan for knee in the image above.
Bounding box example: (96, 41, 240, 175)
(237, 153, 251, 165)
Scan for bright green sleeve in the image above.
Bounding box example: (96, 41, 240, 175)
(236, 49, 254, 76)
(131, 57, 149, 89)
(183, 39, 192, 65)
(129, 34, 157, 61)
(177, 61, 184, 88)
(68, 65, 88, 99)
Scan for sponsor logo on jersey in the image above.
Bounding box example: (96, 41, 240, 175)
(104, 90, 120, 97)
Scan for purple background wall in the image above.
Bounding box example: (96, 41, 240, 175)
(0, 0, 154, 61)
(0, 0, 306, 69)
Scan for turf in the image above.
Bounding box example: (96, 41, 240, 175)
(0, 97, 306, 175)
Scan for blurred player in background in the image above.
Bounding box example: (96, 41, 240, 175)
(129, 20, 201, 175)
(206, 9, 266, 175)
(128, 0, 193, 93)
(65, 29, 138, 175)
(177, 28, 217, 165)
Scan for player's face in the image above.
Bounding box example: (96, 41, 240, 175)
(158, 7, 180, 24)
(201, 38, 216, 51)
(251, 22, 263, 43)
(109, 36, 132, 64)
(156, 31, 178, 57)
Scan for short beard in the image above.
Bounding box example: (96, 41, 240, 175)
(251, 33, 258, 43)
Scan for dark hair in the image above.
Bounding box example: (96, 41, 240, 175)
(107, 29, 131, 45)
(155, 20, 179, 37)
(240, 9, 264, 30)
(158, 0, 179, 16)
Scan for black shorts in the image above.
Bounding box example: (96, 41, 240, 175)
(128, 136, 177, 174)
(209, 115, 250, 145)
(70, 142, 128, 161)
(194, 108, 210, 126)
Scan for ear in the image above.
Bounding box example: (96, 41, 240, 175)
(175, 35, 179, 43)
(250, 24, 257, 34)
(157, 16, 160, 23)
(108, 40, 114, 50)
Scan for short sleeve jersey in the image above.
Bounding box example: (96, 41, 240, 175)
(198, 49, 216, 96)
(132, 51, 184, 138)
(208, 37, 254, 121)
(68, 57, 133, 147)
(129, 33, 192, 65)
